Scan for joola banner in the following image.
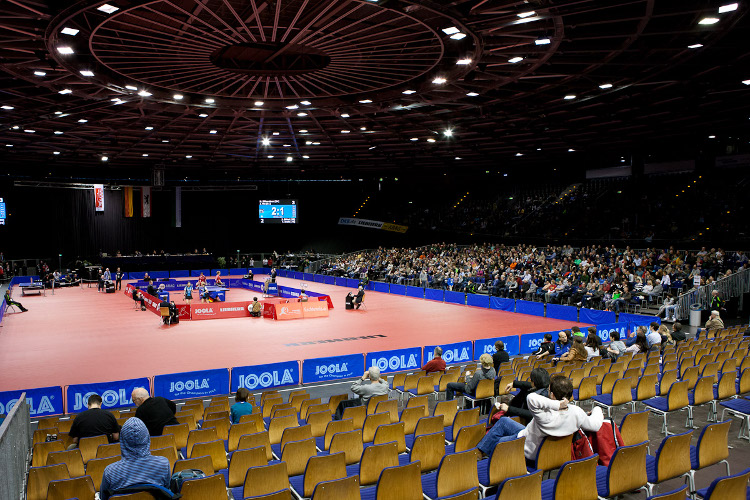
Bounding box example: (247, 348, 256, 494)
(302, 353, 364, 384)
(66, 377, 150, 413)
(422, 341, 473, 365)
(231, 361, 300, 392)
(474, 335, 521, 358)
(153, 368, 229, 400)
(366, 347, 422, 374)
(0, 386, 64, 417)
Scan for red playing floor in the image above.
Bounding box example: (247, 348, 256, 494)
(0, 277, 591, 392)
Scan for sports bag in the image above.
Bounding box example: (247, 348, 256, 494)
(571, 429, 595, 460)
(588, 419, 623, 466)
(169, 469, 205, 493)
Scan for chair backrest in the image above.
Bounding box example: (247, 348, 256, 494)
(322, 418, 354, 451)
(701, 468, 750, 500)
(149, 447, 177, 476)
(367, 395, 388, 415)
(303, 451, 347, 497)
(453, 423, 485, 453)
(180, 473, 226, 500)
(402, 373, 422, 392)
(374, 461, 423, 500)
(487, 436, 527, 485)
(666, 380, 690, 411)
(202, 417, 229, 441)
(434, 400, 458, 427)
(473, 379, 495, 399)
(262, 397, 284, 418)
(399, 407, 424, 435)
(390, 373, 407, 390)
(602, 441, 648, 496)
(238, 412, 264, 431)
(549, 455, 599, 500)
(227, 422, 257, 452)
(185, 427, 218, 457)
(534, 434, 573, 472)
(450, 408, 480, 442)
(659, 370, 678, 396)
(149, 434, 176, 454)
(279, 424, 312, 453)
(682, 366, 700, 390)
(190, 440, 228, 472)
(85, 456, 120, 491)
(436, 449, 480, 498)
(27, 464, 70, 500)
(611, 377, 633, 406)
(599, 372, 620, 395)
(227, 446, 267, 488)
(622, 368, 641, 389)
(635, 374, 658, 401)
(37, 417, 60, 430)
(715, 372, 736, 400)
(692, 377, 715, 406)
(46, 476, 96, 500)
(328, 429, 364, 465)
(46, 449, 85, 478)
(695, 420, 731, 469)
(174, 455, 215, 475)
(327, 394, 348, 414)
(619, 411, 649, 446)
(33, 427, 58, 445)
(589, 365, 607, 384)
(493, 470, 543, 500)
(373, 422, 406, 453)
(654, 430, 693, 482)
(268, 415, 299, 445)
(280, 437, 317, 476)
(414, 415, 444, 438)
(375, 400, 399, 423)
(175, 413, 197, 431)
(409, 431, 445, 473)
(342, 405, 366, 430)
(363, 412, 391, 443)
(306, 410, 332, 437)
(289, 393, 311, 413)
(32, 440, 64, 468)
(576, 377, 597, 402)
(311, 475, 360, 500)
(237, 431, 273, 461)
(162, 423, 189, 450)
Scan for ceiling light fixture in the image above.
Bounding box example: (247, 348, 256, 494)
(58, 46, 74, 54)
(742, 80, 750, 85)
(564, 94, 576, 100)
(161, 139, 169, 143)
(54, 130, 63, 135)
(568, 148, 575, 152)
(297, 112, 307, 117)
(254, 101, 264, 106)
(708, 135, 716, 138)
(444, 129, 453, 137)
(145, 126, 153, 130)
(410, 137, 418, 141)
(302, 155, 309, 159)
(209, 130, 217, 134)
(688, 43, 704, 49)
(518, 10, 536, 18)
(261, 137, 271, 146)
(53, 151, 60, 155)
(125, 85, 137, 91)
(173, 94, 183, 100)
(24, 129, 35, 133)
(359, 99, 372, 103)
(535, 36, 551, 45)
(58, 89, 72, 94)
(198, 113, 208, 117)
(719, 3, 738, 13)
(272, 131, 279, 135)
(286, 104, 298, 110)
(466, 92, 479, 97)
(698, 17, 719, 24)
(101, 155, 109, 161)
(341, 130, 350, 133)
(402, 90, 416, 94)
(442, 26, 460, 35)
(456, 58, 472, 65)
(283, 144, 291, 147)
(299, 129, 308, 133)
(455, 156, 461, 160)
(300, 100, 311, 105)
(341, 113, 350, 118)
(80, 70, 94, 77)
(432, 77, 447, 84)
(599, 83, 613, 89)
(138, 90, 152, 97)
(427, 138, 436, 143)
(286, 156, 293, 162)
(313, 142, 320, 145)
(369, 146, 376, 150)
(61, 27, 79, 36)
(204, 98, 214, 104)
(1, 105, 14, 110)
(185, 155, 192, 158)
(450, 33, 467, 40)
(516, 153, 523, 156)
(78, 119, 88, 123)
(508, 56, 524, 63)
(97, 4, 119, 13)
(34, 71, 47, 76)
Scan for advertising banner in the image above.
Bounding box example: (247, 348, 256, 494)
(302, 353, 364, 383)
(579, 308, 616, 325)
(596, 322, 628, 343)
(0, 386, 64, 417)
(231, 361, 300, 392)
(124, 284, 160, 315)
(467, 294, 489, 308)
(474, 335, 521, 358)
(422, 341, 473, 365)
(153, 368, 229, 400)
(66, 377, 150, 414)
(520, 331, 551, 354)
(302, 300, 330, 318)
(425, 288, 444, 302)
(94, 184, 104, 212)
(366, 347, 422, 374)
(516, 300, 545, 317)
(489, 297, 515, 311)
(546, 304, 578, 322)
(444, 290, 465, 305)
(275, 302, 303, 320)
(190, 301, 252, 320)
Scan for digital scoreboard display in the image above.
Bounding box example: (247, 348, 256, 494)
(259, 199, 297, 224)
(0, 198, 6, 225)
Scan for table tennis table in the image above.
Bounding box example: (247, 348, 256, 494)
(199, 286, 229, 302)
(20, 282, 46, 296)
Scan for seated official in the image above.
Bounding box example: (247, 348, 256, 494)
(68, 394, 120, 449)
(250, 297, 262, 317)
(354, 287, 365, 309)
(299, 291, 308, 302)
(345, 292, 355, 310)
(4, 289, 28, 312)
(133, 288, 146, 311)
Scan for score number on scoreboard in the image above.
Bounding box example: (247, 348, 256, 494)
(259, 199, 298, 224)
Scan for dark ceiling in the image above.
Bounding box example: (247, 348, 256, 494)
(0, 0, 748, 178)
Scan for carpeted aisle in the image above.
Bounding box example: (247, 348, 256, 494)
(0, 277, 591, 391)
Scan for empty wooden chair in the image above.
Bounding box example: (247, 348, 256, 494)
(272, 424, 313, 458)
(279, 437, 317, 477)
(446, 408, 480, 443)
(447, 423, 485, 454)
(310, 475, 360, 500)
(620, 411, 650, 450)
(408, 431, 446, 474)
(202, 417, 230, 441)
(290, 451, 347, 499)
(26, 464, 70, 500)
(316, 418, 353, 452)
(174, 455, 215, 475)
(594, 441, 649, 498)
(237, 431, 273, 461)
(46, 449, 85, 478)
(372, 422, 406, 453)
(686, 420, 731, 493)
(539, 455, 598, 500)
(375, 400, 399, 424)
(327, 394, 348, 415)
(328, 429, 363, 465)
(46, 475, 96, 500)
(420, 449, 479, 500)
(694, 468, 750, 500)
(530, 434, 573, 475)
(149, 434, 177, 454)
(400, 406, 425, 435)
(237, 462, 290, 500)
(306, 411, 332, 438)
(180, 473, 227, 500)
(184, 427, 218, 458)
(268, 415, 299, 445)
(645, 430, 693, 496)
(434, 400, 459, 428)
(492, 470, 543, 500)
(227, 446, 267, 488)
(31, 440, 64, 468)
(162, 423, 189, 450)
(643, 380, 690, 435)
(239, 413, 264, 431)
(85, 456, 120, 492)
(367, 394, 388, 415)
(358, 461, 423, 500)
(362, 412, 391, 443)
(477, 436, 527, 496)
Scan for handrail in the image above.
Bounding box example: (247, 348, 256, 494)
(0, 392, 31, 500)
(675, 267, 750, 320)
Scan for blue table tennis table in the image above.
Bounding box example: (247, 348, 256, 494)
(20, 282, 46, 296)
(199, 286, 229, 302)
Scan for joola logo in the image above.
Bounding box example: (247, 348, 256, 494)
(0, 396, 56, 415)
(194, 307, 214, 314)
(315, 363, 348, 375)
(74, 389, 131, 411)
(170, 379, 210, 392)
(442, 348, 470, 363)
(238, 370, 294, 389)
(371, 354, 418, 372)
(528, 338, 543, 348)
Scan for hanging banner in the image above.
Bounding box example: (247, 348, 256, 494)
(142, 186, 152, 217)
(302, 353, 364, 384)
(474, 335, 521, 358)
(366, 347, 422, 374)
(422, 341, 473, 365)
(0, 386, 64, 417)
(66, 377, 150, 414)
(153, 368, 229, 400)
(123, 186, 134, 217)
(94, 184, 104, 212)
(231, 361, 300, 392)
(175, 187, 182, 227)
(337, 217, 408, 233)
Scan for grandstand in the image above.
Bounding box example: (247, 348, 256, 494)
(2, 0, 750, 499)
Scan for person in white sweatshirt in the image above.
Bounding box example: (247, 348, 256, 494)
(477, 375, 604, 459)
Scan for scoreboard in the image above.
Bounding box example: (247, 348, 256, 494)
(259, 199, 298, 224)
(0, 198, 5, 225)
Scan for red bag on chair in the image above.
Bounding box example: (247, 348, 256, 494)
(571, 429, 595, 460)
(588, 419, 623, 466)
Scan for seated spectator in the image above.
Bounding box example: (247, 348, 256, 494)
(532, 333, 556, 359)
(671, 322, 686, 343)
(421, 347, 447, 374)
(350, 367, 389, 406)
(131, 388, 178, 436)
(584, 334, 601, 360)
(705, 310, 724, 330)
(646, 322, 662, 352)
(625, 331, 649, 354)
(3, 289, 27, 312)
(99, 418, 171, 500)
(230, 388, 253, 424)
(492, 341, 510, 371)
(658, 294, 677, 321)
(495, 367, 550, 421)
(446, 353, 496, 401)
(477, 375, 604, 459)
(605, 331, 626, 360)
(559, 337, 588, 362)
(132, 288, 146, 311)
(68, 394, 119, 449)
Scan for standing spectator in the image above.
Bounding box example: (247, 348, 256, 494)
(99, 418, 171, 500)
(115, 268, 123, 290)
(68, 394, 120, 448)
(131, 388, 178, 436)
(422, 347, 447, 374)
(709, 290, 725, 312)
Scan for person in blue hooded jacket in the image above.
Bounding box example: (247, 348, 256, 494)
(100, 417, 170, 499)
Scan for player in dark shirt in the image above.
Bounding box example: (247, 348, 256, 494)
(68, 394, 120, 447)
(131, 388, 178, 436)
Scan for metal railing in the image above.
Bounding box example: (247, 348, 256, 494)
(675, 267, 750, 320)
(0, 392, 31, 500)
